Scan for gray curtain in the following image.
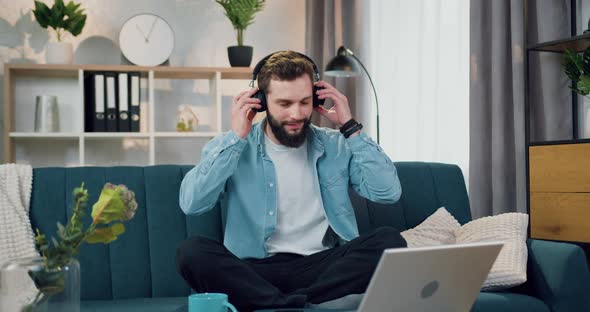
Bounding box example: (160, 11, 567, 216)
(305, 0, 361, 129)
(470, 0, 571, 218)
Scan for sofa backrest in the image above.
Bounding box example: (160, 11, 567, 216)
(29, 162, 471, 301)
(350, 162, 473, 234)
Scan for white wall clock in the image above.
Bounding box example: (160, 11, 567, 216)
(119, 13, 175, 66)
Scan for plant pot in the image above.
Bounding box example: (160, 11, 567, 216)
(46, 42, 74, 64)
(227, 46, 253, 67)
(0, 257, 80, 312)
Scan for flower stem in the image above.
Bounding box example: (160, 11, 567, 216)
(22, 291, 50, 312)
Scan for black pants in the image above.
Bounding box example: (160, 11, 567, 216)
(176, 227, 407, 312)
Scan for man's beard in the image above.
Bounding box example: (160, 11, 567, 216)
(267, 111, 311, 148)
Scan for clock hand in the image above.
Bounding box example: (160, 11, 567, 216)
(146, 17, 159, 42)
(135, 24, 148, 42)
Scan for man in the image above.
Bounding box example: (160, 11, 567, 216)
(177, 51, 406, 311)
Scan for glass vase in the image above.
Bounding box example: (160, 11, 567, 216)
(0, 256, 80, 312)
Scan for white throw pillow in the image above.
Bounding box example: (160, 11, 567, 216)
(400, 208, 529, 291)
(400, 207, 461, 247)
(455, 213, 529, 290)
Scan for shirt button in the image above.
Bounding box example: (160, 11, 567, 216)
(269, 183, 274, 187)
(230, 139, 236, 144)
(268, 211, 274, 216)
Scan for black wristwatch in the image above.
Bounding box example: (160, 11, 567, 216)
(340, 119, 363, 138)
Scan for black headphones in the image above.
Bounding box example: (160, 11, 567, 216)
(250, 51, 325, 112)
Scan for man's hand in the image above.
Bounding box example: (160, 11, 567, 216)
(314, 81, 354, 127)
(231, 88, 261, 139)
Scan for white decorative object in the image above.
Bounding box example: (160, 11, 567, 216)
(455, 212, 529, 291)
(176, 105, 199, 132)
(401, 207, 460, 247)
(46, 42, 74, 64)
(34, 95, 60, 132)
(119, 13, 175, 66)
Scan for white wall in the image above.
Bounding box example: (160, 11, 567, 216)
(0, 0, 305, 165)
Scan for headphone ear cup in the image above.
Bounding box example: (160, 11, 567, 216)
(252, 90, 267, 112)
(314, 85, 325, 108)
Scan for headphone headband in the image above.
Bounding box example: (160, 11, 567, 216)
(250, 51, 320, 85)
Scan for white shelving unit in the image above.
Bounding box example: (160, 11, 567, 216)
(3, 64, 253, 166)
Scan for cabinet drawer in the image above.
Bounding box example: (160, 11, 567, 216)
(530, 192, 590, 243)
(529, 143, 590, 193)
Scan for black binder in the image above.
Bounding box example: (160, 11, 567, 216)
(83, 72, 107, 132)
(129, 72, 141, 132)
(83, 72, 94, 132)
(105, 72, 118, 132)
(117, 72, 131, 132)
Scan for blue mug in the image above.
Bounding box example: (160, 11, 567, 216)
(188, 293, 238, 312)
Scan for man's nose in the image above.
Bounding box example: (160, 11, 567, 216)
(289, 105, 304, 120)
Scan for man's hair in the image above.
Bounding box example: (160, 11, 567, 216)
(257, 51, 315, 95)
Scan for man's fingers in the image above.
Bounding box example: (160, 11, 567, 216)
(247, 109, 257, 121)
(314, 80, 334, 90)
(233, 88, 259, 105)
(314, 105, 330, 116)
(237, 98, 261, 109)
(233, 91, 249, 104)
(318, 90, 347, 104)
(240, 103, 262, 112)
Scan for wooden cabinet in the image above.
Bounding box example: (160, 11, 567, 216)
(529, 142, 590, 242)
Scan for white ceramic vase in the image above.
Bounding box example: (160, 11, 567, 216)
(46, 42, 74, 64)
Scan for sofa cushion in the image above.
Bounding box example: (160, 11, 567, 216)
(472, 292, 549, 312)
(456, 213, 529, 290)
(400, 207, 460, 247)
(81, 297, 185, 312)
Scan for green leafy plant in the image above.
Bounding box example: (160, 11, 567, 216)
(32, 0, 87, 42)
(563, 48, 590, 96)
(23, 183, 137, 312)
(215, 0, 265, 46)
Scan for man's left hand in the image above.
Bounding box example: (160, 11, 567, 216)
(314, 81, 354, 127)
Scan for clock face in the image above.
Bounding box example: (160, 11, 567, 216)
(119, 13, 174, 66)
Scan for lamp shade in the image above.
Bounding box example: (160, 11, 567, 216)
(324, 46, 360, 77)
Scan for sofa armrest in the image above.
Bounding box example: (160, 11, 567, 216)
(525, 239, 590, 311)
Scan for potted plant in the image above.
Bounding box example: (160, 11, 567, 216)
(563, 47, 590, 137)
(32, 0, 87, 64)
(563, 48, 590, 97)
(0, 183, 137, 312)
(216, 0, 265, 67)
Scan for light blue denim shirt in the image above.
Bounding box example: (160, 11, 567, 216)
(179, 119, 402, 259)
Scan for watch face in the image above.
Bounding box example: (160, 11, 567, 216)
(119, 13, 174, 66)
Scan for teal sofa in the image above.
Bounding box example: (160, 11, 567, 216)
(28, 163, 590, 312)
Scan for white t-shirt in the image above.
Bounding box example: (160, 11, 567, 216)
(264, 134, 330, 256)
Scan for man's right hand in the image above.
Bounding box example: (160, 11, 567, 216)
(231, 88, 262, 139)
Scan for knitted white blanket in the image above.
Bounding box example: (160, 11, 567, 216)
(0, 163, 37, 265)
(0, 163, 38, 311)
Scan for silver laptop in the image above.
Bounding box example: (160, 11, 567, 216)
(353, 241, 504, 312)
(258, 241, 503, 312)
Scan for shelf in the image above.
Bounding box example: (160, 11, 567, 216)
(83, 133, 150, 138)
(529, 138, 590, 146)
(9, 132, 221, 139)
(4, 63, 233, 166)
(4, 64, 253, 80)
(154, 132, 220, 138)
(528, 33, 590, 53)
(9, 132, 80, 139)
